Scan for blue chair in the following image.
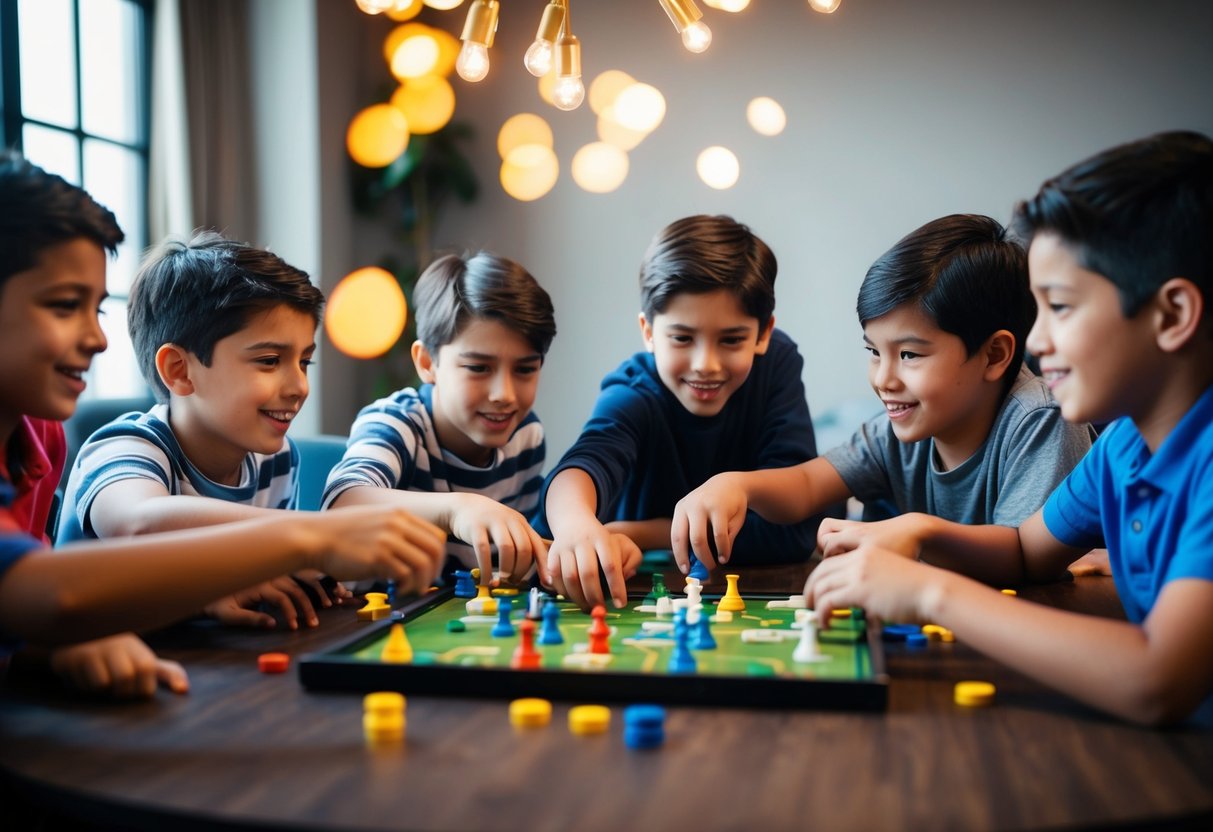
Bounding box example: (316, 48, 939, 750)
(294, 434, 349, 511)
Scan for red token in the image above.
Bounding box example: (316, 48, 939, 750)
(258, 652, 290, 674)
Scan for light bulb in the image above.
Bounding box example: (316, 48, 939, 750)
(809, 0, 842, 13)
(456, 40, 490, 82)
(681, 20, 712, 52)
(553, 75, 585, 111)
(523, 39, 553, 77)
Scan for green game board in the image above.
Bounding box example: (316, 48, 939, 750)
(299, 589, 888, 710)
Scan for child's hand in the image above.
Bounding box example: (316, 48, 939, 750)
(292, 569, 352, 607)
(804, 544, 946, 627)
(816, 514, 928, 560)
(546, 522, 642, 611)
(204, 575, 322, 630)
(49, 633, 189, 699)
(448, 494, 550, 586)
(671, 473, 749, 573)
(304, 506, 446, 594)
(1068, 548, 1113, 577)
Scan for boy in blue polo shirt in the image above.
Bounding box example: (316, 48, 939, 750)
(806, 131, 1213, 726)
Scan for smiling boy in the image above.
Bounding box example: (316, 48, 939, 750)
(539, 215, 823, 610)
(672, 214, 1093, 584)
(324, 252, 555, 586)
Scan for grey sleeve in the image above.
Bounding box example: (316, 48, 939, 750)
(991, 406, 1093, 527)
(822, 414, 895, 506)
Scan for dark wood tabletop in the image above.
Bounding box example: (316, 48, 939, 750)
(2, 565, 1212, 832)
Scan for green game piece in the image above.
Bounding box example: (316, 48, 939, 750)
(447, 619, 466, 633)
(745, 662, 776, 677)
(412, 653, 436, 665)
(850, 606, 866, 621)
(643, 573, 669, 603)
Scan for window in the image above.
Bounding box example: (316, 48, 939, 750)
(1, 0, 152, 398)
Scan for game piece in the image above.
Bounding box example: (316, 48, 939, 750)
(689, 608, 716, 650)
(831, 608, 853, 620)
(491, 597, 516, 637)
(386, 579, 397, 606)
(363, 691, 406, 745)
(446, 619, 466, 633)
(655, 596, 673, 616)
(685, 578, 703, 609)
(667, 609, 697, 673)
(624, 704, 666, 750)
(258, 652, 290, 674)
(588, 605, 611, 654)
(711, 609, 733, 623)
(381, 623, 413, 663)
(1001, 588, 1018, 597)
(466, 583, 498, 616)
(491, 587, 520, 597)
(511, 620, 542, 669)
(688, 554, 710, 582)
(509, 697, 552, 729)
(568, 704, 611, 735)
(717, 574, 746, 612)
(881, 623, 922, 642)
(357, 592, 392, 621)
(905, 632, 928, 648)
(792, 611, 829, 663)
(644, 572, 669, 604)
(538, 599, 565, 645)
(766, 595, 807, 610)
(954, 680, 996, 707)
(527, 587, 543, 620)
(453, 570, 476, 598)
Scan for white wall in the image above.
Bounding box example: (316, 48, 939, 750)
(314, 0, 1213, 458)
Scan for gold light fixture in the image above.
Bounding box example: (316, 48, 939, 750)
(523, 1, 566, 77)
(659, 0, 712, 53)
(455, 0, 498, 82)
(551, 5, 585, 111)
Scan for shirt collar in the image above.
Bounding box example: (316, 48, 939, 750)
(1137, 383, 1213, 491)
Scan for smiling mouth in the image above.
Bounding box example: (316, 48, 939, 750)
(57, 366, 86, 381)
(262, 410, 297, 423)
(1042, 369, 1069, 388)
(884, 401, 917, 419)
(479, 412, 513, 424)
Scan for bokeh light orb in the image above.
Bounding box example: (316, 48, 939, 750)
(430, 27, 460, 78)
(390, 33, 441, 80)
(537, 67, 558, 106)
(346, 104, 410, 168)
(809, 0, 842, 13)
(500, 144, 559, 201)
(588, 69, 635, 115)
(597, 106, 647, 151)
(497, 113, 553, 159)
(386, 0, 424, 21)
(325, 267, 407, 359)
(746, 97, 787, 136)
(356, 0, 395, 14)
(696, 146, 740, 190)
(613, 83, 666, 133)
(391, 75, 456, 134)
(571, 142, 629, 194)
(383, 22, 429, 66)
(423, 0, 465, 10)
(704, 0, 751, 10)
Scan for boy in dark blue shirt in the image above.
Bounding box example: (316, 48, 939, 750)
(539, 215, 821, 609)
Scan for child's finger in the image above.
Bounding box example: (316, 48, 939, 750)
(156, 658, 190, 694)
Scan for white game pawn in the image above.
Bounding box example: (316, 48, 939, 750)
(793, 611, 830, 663)
(685, 580, 703, 610)
(527, 587, 543, 620)
(655, 596, 673, 616)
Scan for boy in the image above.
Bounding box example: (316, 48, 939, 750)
(0, 153, 445, 697)
(806, 131, 1213, 726)
(324, 252, 554, 586)
(539, 215, 822, 610)
(672, 215, 1094, 586)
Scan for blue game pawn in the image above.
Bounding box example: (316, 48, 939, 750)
(689, 609, 716, 650)
(491, 597, 515, 637)
(453, 570, 476, 598)
(538, 600, 564, 645)
(688, 555, 710, 583)
(667, 609, 697, 674)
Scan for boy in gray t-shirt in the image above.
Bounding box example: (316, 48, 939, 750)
(670, 214, 1094, 575)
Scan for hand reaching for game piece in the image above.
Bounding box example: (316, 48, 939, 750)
(816, 514, 930, 561)
(546, 522, 643, 611)
(49, 632, 189, 699)
(671, 472, 750, 573)
(804, 543, 949, 627)
(446, 493, 550, 586)
(301, 505, 447, 593)
(204, 573, 327, 630)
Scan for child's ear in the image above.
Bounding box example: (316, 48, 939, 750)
(754, 316, 776, 355)
(155, 344, 194, 396)
(1153, 277, 1204, 353)
(980, 330, 1016, 383)
(412, 340, 438, 383)
(638, 312, 655, 352)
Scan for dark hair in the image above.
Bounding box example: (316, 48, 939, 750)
(0, 151, 124, 290)
(1013, 130, 1213, 321)
(639, 215, 777, 326)
(857, 214, 1033, 385)
(129, 231, 324, 401)
(414, 252, 556, 358)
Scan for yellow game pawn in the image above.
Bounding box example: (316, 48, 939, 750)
(717, 573, 746, 613)
(381, 623, 413, 663)
(357, 591, 392, 621)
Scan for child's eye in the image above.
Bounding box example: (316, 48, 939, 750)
(255, 356, 280, 367)
(463, 364, 489, 374)
(899, 351, 921, 360)
(721, 336, 746, 347)
(516, 365, 539, 376)
(300, 359, 315, 371)
(864, 346, 879, 358)
(1049, 303, 1070, 314)
(46, 299, 82, 315)
(669, 335, 692, 345)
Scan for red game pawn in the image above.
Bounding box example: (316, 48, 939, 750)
(511, 620, 542, 669)
(588, 604, 611, 655)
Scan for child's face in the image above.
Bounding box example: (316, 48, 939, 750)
(1026, 232, 1155, 426)
(416, 316, 543, 466)
(863, 303, 996, 455)
(639, 289, 773, 418)
(0, 238, 108, 431)
(171, 304, 315, 472)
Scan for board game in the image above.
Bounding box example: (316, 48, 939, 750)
(299, 585, 889, 711)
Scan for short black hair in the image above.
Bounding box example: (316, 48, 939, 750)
(639, 215, 776, 327)
(857, 214, 1033, 385)
(414, 252, 556, 358)
(129, 231, 324, 401)
(0, 151, 124, 290)
(1013, 130, 1213, 322)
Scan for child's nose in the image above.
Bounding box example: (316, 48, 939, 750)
(82, 314, 108, 355)
(490, 372, 515, 402)
(872, 358, 899, 390)
(692, 345, 721, 373)
(1026, 317, 1050, 357)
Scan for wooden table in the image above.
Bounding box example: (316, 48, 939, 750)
(2, 567, 1212, 831)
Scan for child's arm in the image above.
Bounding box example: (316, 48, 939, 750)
(604, 518, 672, 552)
(544, 468, 642, 610)
(0, 504, 445, 645)
(47, 633, 189, 699)
(805, 542, 1213, 726)
(671, 458, 851, 573)
(331, 486, 548, 587)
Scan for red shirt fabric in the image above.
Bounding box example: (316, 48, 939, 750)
(0, 417, 66, 542)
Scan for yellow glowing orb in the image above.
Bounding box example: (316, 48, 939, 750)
(497, 113, 553, 159)
(500, 144, 559, 201)
(325, 267, 408, 359)
(746, 97, 787, 136)
(597, 106, 647, 151)
(423, 0, 465, 10)
(356, 0, 395, 14)
(346, 104, 410, 168)
(588, 70, 635, 115)
(613, 83, 666, 133)
(383, 22, 429, 66)
(704, 0, 751, 10)
(391, 76, 456, 135)
(571, 142, 629, 194)
(809, 0, 842, 13)
(386, 0, 424, 21)
(696, 146, 740, 190)
(430, 27, 460, 78)
(391, 34, 441, 80)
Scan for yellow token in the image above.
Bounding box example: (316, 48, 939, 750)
(568, 704, 611, 735)
(509, 697, 553, 728)
(921, 624, 946, 640)
(939, 628, 956, 642)
(1001, 588, 1017, 596)
(492, 587, 521, 597)
(830, 608, 852, 619)
(954, 681, 996, 707)
(363, 692, 406, 715)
